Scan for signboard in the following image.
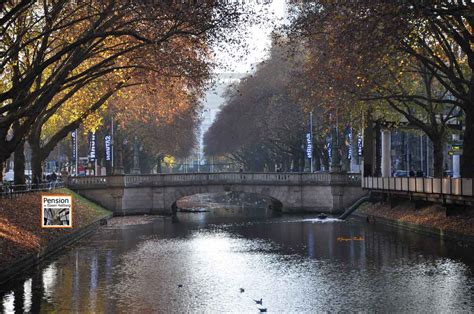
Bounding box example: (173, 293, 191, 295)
(88, 132, 96, 162)
(41, 195, 73, 228)
(448, 150, 463, 156)
(71, 130, 77, 162)
(306, 132, 313, 159)
(449, 142, 463, 156)
(104, 135, 112, 161)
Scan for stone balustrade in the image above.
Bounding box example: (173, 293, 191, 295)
(67, 172, 361, 189)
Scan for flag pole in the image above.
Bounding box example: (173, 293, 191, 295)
(310, 111, 313, 173)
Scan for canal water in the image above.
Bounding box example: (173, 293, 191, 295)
(1, 208, 474, 312)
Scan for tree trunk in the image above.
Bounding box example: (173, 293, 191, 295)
(322, 149, 329, 171)
(13, 141, 26, 186)
(157, 156, 163, 173)
(342, 144, 350, 172)
(29, 137, 43, 186)
(431, 137, 444, 178)
(0, 161, 4, 182)
(363, 119, 374, 177)
(299, 153, 305, 172)
(0, 126, 11, 167)
(374, 121, 382, 177)
(461, 109, 474, 178)
(293, 156, 300, 172)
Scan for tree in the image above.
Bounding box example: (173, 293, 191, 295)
(289, 0, 471, 177)
(0, 1, 244, 180)
(205, 41, 332, 171)
(26, 29, 211, 181)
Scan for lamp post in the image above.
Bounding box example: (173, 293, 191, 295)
(114, 143, 124, 175)
(198, 108, 210, 173)
(131, 136, 140, 174)
(330, 112, 342, 173)
(113, 124, 124, 175)
(309, 111, 313, 173)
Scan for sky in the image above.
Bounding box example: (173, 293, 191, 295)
(213, 0, 288, 74)
(197, 0, 289, 159)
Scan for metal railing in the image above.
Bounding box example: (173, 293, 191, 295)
(0, 181, 65, 199)
(67, 172, 362, 188)
(362, 176, 474, 198)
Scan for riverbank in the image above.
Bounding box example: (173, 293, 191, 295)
(357, 199, 474, 240)
(0, 188, 111, 271)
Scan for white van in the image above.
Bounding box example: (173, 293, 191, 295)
(3, 170, 33, 183)
(3, 169, 14, 182)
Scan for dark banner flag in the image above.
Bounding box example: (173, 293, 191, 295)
(346, 127, 353, 160)
(104, 134, 112, 162)
(305, 132, 313, 159)
(71, 130, 77, 163)
(327, 136, 332, 163)
(88, 132, 96, 162)
(104, 119, 113, 170)
(357, 133, 363, 157)
(306, 112, 313, 161)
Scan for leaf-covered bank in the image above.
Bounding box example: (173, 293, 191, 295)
(359, 200, 474, 238)
(0, 189, 110, 269)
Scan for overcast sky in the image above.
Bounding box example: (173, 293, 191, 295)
(213, 0, 288, 74)
(197, 0, 289, 155)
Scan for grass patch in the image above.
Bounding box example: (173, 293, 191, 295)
(55, 188, 110, 222)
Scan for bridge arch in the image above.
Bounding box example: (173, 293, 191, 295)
(170, 189, 284, 213)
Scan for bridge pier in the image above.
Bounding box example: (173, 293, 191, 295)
(330, 185, 345, 212)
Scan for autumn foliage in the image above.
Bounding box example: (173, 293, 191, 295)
(0, 1, 244, 180)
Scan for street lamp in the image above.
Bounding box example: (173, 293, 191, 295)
(131, 136, 140, 174)
(330, 112, 342, 173)
(198, 108, 211, 173)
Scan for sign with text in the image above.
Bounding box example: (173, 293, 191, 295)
(88, 132, 96, 162)
(347, 127, 353, 160)
(71, 130, 77, 162)
(306, 132, 313, 159)
(104, 135, 112, 161)
(41, 195, 73, 228)
(357, 134, 363, 157)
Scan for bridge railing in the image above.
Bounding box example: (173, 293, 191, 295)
(362, 176, 474, 197)
(67, 172, 361, 188)
(68, 176, 107, 186)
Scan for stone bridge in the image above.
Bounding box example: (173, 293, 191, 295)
(67, 172, 365, 215)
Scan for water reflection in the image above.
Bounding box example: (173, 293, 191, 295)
(2, 291, 13, 313)
(1, 210, 473, 312)
(23, 279, 32, 313)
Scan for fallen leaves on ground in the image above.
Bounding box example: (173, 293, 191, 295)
(0, 189, 109, 269)
(360, 201, 474, 236)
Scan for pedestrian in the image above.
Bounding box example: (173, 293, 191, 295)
(409, 169, 415, 177)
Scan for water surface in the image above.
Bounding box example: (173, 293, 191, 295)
(1, 208, 474, 312)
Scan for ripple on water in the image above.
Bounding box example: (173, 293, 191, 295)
(2, 213, 473, 313)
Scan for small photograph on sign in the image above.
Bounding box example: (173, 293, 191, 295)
(41, 195, 73, 228)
